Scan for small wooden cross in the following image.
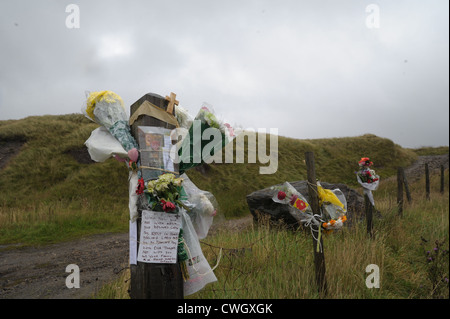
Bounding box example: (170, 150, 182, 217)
(165, 92, 179, 115)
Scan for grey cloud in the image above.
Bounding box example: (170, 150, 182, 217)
(0, 0, 448, 148)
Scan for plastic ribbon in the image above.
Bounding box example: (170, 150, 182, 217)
(302, 212, 324, 253)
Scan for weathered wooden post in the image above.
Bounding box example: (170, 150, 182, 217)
(305, 151, 327, 297)
(364, 194, 373, 238)
(400, 167, 412, 203)
(425, 163, 430, 200)
(129, 92, 184, 299)
(440, 165, 444, 194)
(397, 167, 404, 217)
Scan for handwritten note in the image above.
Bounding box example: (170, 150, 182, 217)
(137, 210, 181, 264)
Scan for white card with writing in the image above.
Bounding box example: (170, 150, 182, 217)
(137, 210, 181, 264)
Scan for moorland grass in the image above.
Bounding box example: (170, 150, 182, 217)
(95, 168, 448, 299)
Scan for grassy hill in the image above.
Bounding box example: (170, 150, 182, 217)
(0, 114, 446, 245)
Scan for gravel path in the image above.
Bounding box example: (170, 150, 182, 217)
(404, 154, 449, 182)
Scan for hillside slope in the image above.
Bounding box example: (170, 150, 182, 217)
(0, 114, 420, 216)
(0, 113, 444, 244)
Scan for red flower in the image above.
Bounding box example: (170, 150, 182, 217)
(294, 199, 307, 211)
(161, 199, 176, 212)
(277, 191, 286, 200)
(136, 178, 145, 195)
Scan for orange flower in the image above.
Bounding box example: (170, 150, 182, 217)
(341, 215, 347, 222)
(330, 219, 336, 225)
(322, 222, 328, 228)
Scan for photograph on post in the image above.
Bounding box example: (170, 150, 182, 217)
(138, 126, 176, 181)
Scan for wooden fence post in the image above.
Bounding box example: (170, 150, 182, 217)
(364, 194, 373, 238)
(397, 167, 403, 217)
(440, 165, 445, 194)
(400, 167, 412, 203)
(305, 151, 327, 297)
(425, 163, 430, 200)
(129, 93, 184, 299)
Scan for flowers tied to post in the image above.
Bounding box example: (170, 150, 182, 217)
(82, 90, 139, 163)
(141, 173, 184, 213)
(177, 103, 235, 174)
(356, 157, 380, 207)
(357, 157, 379, 184)
(271, 181, 347, 233)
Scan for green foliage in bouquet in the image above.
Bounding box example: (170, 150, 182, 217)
(178, 106, 234, 174)
(143, 174, 187, 213)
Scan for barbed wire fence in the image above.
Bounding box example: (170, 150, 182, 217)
(198, 233, 271, 297)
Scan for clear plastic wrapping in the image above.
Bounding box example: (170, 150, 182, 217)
(180, 173, 219, 239)
(83, 91, 138, 153)
(272, 181, 347, 231)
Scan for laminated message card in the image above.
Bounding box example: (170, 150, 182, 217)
(137, 210, 182, 264)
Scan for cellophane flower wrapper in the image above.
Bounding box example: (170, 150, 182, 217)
(180, 209, 218, 296)
(357, 171, 379, 207)
(271, 182, 317, 226)
(177, 103, 235, 174)
(357, 174, 380, 192)
(179, 173, 219, 239)
(357, 167, 380, 185)
(357, 167, 380, 206)
(272, 181, 348, 231)
(175, 105, 194, 130)
(83, 91, 138, 153)
(317, 183, 347, 217)
(318, 186, 347, 230)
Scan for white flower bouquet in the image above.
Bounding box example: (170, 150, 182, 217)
(83, 91, 138, 162)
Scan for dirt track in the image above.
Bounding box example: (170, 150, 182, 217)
(0, 216, 253, 299)
(0, 233, 129, 299)
(0, 154, 447, 299)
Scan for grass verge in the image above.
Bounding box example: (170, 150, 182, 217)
(95, 168, 448, 299)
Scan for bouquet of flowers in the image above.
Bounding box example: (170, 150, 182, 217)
(139, 173, 186, 213)
(177, 103, 235, 174)
(357, 157, 379, 184)
(316, 182, 347, 231)
(356, 157, 380, 206)
(271, 181, 347, 232)
(83, 90, 139, 162)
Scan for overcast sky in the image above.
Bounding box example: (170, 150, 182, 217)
(0, 0, 448, 148)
